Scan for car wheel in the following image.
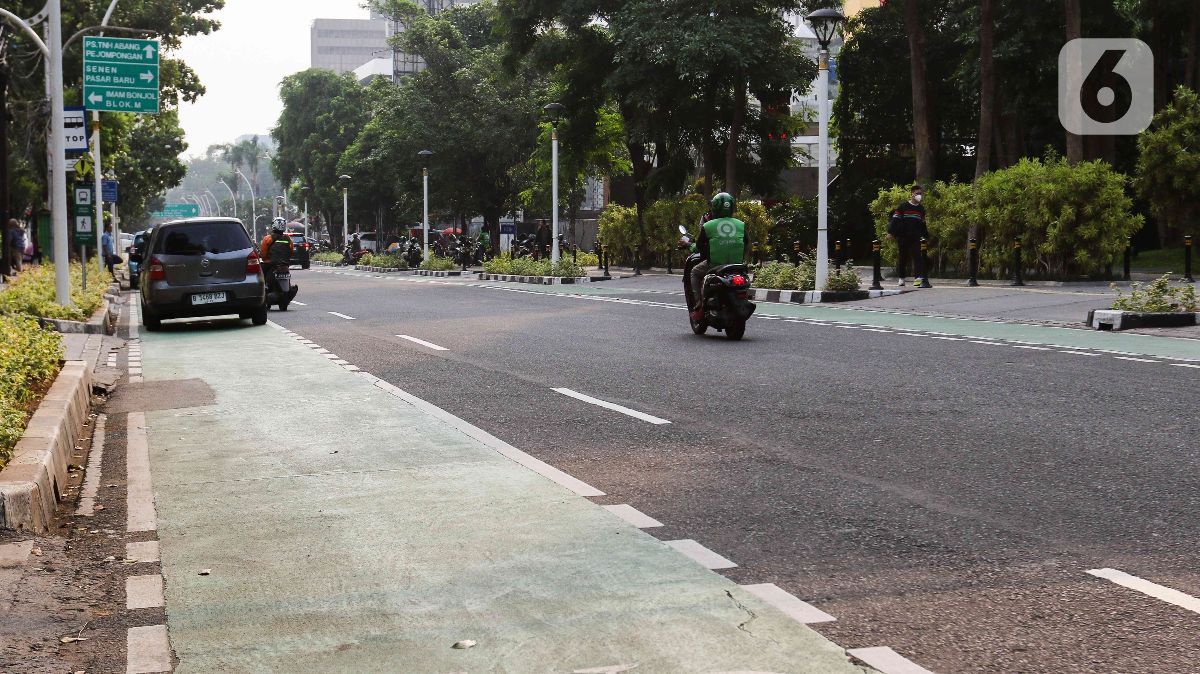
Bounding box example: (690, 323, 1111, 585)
(141, 303, 161, 332)
(302, 262, 310, 270)
(251, 305, 269, 326)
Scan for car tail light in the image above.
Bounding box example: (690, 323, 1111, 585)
(303, 243, 310, 250)
(731, 275, 747, 287)
(246, 251, 261, 274)
(148, 257, 165, 281)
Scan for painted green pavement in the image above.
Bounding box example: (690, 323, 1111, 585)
(139, 321, 863, 672)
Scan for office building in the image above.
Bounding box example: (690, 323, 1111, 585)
(373, 0, 481, 79)
(310, 18, 390, 74)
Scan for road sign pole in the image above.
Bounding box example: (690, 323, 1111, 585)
(93, 113, 104, 277)
(48, 0, 72, 306)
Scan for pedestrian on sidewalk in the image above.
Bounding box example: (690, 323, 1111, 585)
(535, 221, 550, 260)
(7, 219, 25, 273)
(887, 184, 929, 287)
(101, 224, 117, 281)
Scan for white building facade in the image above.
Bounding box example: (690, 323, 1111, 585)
(310, 18, 390, 75)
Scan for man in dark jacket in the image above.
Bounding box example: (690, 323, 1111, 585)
(887, 184, 929, 287)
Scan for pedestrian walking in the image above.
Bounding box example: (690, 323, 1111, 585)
(535, 221, 550, 260)
(7, 219, 26, 273)
(101, 223, 118, 281)
(887, 184, 929, 287)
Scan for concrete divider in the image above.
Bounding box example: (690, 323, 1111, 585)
(0, 361, 93, 531)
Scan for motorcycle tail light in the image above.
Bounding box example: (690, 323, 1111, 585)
(731, 275, 747, 286)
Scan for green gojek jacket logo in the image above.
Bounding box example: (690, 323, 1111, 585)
(703, 217, 746, 266)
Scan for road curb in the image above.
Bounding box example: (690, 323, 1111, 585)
(311, 260, 344, 268)
(1088, 309, 1199, 331)
(477, 273, 592, 285)
(751, 288, 905, 304)
(0, 361, 93, 531)
(414, 269, 463, 277)
(353, 265, 408, 273)
(37, 284, 120, 335)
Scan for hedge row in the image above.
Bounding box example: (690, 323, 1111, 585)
(0, 315, 63, 468)
(483, 254, 588, 278)
(0, 263, 109, 321)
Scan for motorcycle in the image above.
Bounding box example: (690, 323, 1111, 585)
(265, 240, 300, 311)
(679, 225, 755, 340)
(342, 243, 369, 266)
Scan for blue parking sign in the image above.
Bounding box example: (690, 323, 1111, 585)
(102, 180, 118, 202)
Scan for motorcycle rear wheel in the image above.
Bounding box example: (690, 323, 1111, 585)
(725, 319, 746, 340)
(690, 316, 708, 335)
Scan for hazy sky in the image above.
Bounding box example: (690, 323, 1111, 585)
(175, 0, 371, 158)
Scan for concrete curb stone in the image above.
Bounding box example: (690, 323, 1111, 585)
(751, 288, 906, 304)
(353, 265, 408, 274)
(0, 361, 92, 531)
(414, 269, 463, 278)
(1088, 309, 1199, 331)
(477, 273, 592, 285)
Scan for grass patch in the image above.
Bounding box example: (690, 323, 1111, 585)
(419, 255, 457, 271)
(0, 315, 63, 468)
(1131, 247, 1190, 273)
(312, 252, 343, 264)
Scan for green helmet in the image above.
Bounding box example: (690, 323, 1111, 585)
(711, 192, 736, 218)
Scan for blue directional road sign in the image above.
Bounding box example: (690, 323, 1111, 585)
(102, 180, 119, 203)
(83, 37, 160, 114)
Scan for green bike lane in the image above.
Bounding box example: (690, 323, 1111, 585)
(137, 316, 867, 672)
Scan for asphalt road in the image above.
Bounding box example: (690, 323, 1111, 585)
(270, 268, 1200, 673)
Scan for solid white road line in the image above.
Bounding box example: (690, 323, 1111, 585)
(1172, 363, 1200, 370)
(1114, 356, 1160, 363)
(126, 412, 157, 533)
(290, 300, 307, 306)
(1059, 350, 1102, 357)
(126, 574, 164, 609)
(127, 625, 171, 674)
(847, 647, 935, 674)
(552, 388, 671, 425)
(75, 414, 106, 516)
(1010, 344, 1051, 351)
(741, 583, 836, 624)
(126, 540, 160, 563)
(602, 504, 663, 528)
(365, 375, 605, 497)
(1086, 568, 1200, 615)
(397, 334, 449, 351)
(664, 539, 738, 570)
(328, 311, 356, 320)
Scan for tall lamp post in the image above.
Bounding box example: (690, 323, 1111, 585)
(300, 186, 310, 238)
(235, 169, 257, 240)
(806, 8, 845, 292)
(218, 179, 236, 221)
(276, 195, 285, 223)
(543, 103, 565, 266)
(418, 150, 433, 260)
(339, 174, 351, 247)
(205, 189, 222, 217)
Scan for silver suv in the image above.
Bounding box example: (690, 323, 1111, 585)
(137, 218, 267, 331)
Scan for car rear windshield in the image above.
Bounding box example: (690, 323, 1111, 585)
(154, 222, 250, 256)
(288, 235, 305, 243)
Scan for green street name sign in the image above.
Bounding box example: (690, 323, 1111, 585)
(151, 203, 201, 220)
(83, 37, 160, 114)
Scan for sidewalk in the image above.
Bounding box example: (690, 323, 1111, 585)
(138, 318, 865, 672)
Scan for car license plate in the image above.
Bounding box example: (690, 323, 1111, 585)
(191, 292, 227, 305)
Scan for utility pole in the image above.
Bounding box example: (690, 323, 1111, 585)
(0, 49, 11, 279)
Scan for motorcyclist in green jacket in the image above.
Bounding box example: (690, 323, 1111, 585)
(690, 192, 750, 322)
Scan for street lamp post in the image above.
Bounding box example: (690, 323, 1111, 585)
(301, 186, 310, 238)
(543, 103, 565, 266)
(276, 195, 285, 223)
(807, 8, 845, 292)
(205, 189, 222, 217)
(339, 175, 351, 248)
(418, 150, 433, 260)
(235, 169, 257, 240)
(218, 179, 237, 221)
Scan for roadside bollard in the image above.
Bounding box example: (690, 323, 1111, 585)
(603, 245, 610, 277)
(918, 238, 932, 288)
(870, 239, 883, 290)
(793, 240, 801, 265)
(967, 238, 979, 287)
(834, 240, 843, 272)
(1123, 237, 1132, 281)
(1184, 235, 1194, 283)
(845, 238, 852, 268)
(1012, 240, 1025, 287)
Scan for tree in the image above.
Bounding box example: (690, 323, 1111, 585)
(1064, 0, 1084, 165)
(272, 70, 370, 245)
(904, 0, 937, 186)
(1135, 86, 1200, 243)
(975, 0, 995, 182)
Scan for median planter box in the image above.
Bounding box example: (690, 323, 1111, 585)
(477, 273, 592, 285)
(1088, 309, 1199, 331)
(355, 265, 408, 274)
(750, 288, 902, 304)
(0, 361, 92, 531)
(415, 270, 463, 278)
(38, 292, 119, 335)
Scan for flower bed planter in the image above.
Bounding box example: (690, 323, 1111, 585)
(415, 270, 463, 277)
(1088, 309, 1199, 331)
(0, 361, 92, 530)
(477, 273, 592, 285)
(355, 265, 408, 274)
(37, 284, 120, 335)
(750, 288, 904, 304)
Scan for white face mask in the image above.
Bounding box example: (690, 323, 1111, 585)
(913, 194, 923, 204)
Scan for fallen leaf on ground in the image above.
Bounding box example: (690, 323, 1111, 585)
(31, 548, 43, 556)
(93, 505, 105, 511)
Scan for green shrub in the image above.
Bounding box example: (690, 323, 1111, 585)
(313, 251, 342, 263)
(597, 203, 640, 265)
(0, 263, 108, 322)
(0, 315, 63, 468)
(752, 255, 816, 291)
(359, 253, 407, 269)
(550, 258, 587, 278)
(573, 251, 600, 267)
(483, 253, 586, 278)
(869, 157, 1142, 279)
(483, 253, 514, 274)
(1111, 274, 1198, 313)
(419, 254, 456, 271)
(824, 261, 863, 292)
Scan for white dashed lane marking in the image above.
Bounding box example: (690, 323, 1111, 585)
(847, 646, 936, 674)
(1087, 568, 1200, 616)
(665, 539, 737, 570)
(552, 388, 671, 426)
(1114, 356, 1160, 363)
(328, 311, 356, 320)
(397, 334, 449, 351)
(602, 504, 663, 528)
(290, 300, 306, 306)
(741, 583, 836, 624)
